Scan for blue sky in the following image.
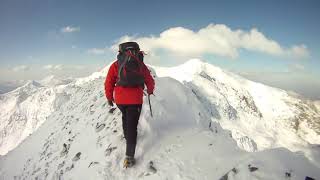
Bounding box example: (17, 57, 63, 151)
(0, 0, 319, 99)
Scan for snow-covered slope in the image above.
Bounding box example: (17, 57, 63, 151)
(0, 79, 71, 155)
(0, 59, 319, 180)
(155, 59, 320, 153)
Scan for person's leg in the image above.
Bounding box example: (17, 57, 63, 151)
(117, 105, 128, 140)
(125, 104, 142, 157)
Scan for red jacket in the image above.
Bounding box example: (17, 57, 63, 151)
(104, 61, 155, 105)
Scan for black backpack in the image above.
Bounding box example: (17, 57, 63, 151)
(116, 42, 145, 87)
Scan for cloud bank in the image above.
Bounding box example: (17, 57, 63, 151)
(61, 26, 80, 33)
(43, 64, 63, 71)
(111, 24, 309, 59)
(87, 48, 109, 55)
(12, 65, 30, 72)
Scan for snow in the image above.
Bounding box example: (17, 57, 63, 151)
(154, 59, 320, 159)
(154, 59, 204, 82)
(0, 59, 319, 180)
(0, 78, 71, 155)
(315, 101, 320, 110)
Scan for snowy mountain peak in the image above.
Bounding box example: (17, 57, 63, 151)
(21, 80, 42, 89)
(178, 58, 205, 72)
(154, 58, 229, 84)
(39, 75, 58, 86)
(39, 75, 73, 87)
(0, 78, 71, 155)
(155, 59, 320, 156)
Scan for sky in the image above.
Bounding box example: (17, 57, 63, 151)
(0, 0, 319, 99)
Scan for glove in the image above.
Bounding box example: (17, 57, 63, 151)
(147, 89, 153, 95)
(108, 100, 114, 107)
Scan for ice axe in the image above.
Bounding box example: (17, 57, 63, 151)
(148, 94, 153, 117)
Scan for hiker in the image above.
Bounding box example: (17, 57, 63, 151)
(104, 42, 155, 168)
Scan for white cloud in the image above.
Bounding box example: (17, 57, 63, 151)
(87, 48, 108, 55)
(61, 26, 80, 33)
(73, 65, 86, 70)
(111, 24, 309, 59)
(1, 64, 102, 83)
(290, 63, 305, 71)
(287, 44, 309, 59)
(43, 64, 63, 71)
(12, 65, 30, 72)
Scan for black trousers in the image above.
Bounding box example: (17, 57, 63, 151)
(117, 104, 142, 157)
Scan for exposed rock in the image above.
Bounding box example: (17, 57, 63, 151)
(148, 161, 157, 174)
(248, 164, 258, 172)
(305, 176, 315, 180)
(105, 145, 117, 156)
(72, 152, 81, 162)
(60, 143, 70, 157)
(109, 107, 116, 114)
(95, 123, 106, 132)
(88, 161, 99, 168)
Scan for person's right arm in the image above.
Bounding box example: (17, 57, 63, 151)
(143, 66, 155, 95)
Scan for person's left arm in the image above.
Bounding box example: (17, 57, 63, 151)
(104, 62, 117, 103)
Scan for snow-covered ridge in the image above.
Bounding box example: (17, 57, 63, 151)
(153, 59, 320, 151)
(0, 77, 72, 155)
(0, 80, 29, 95)
(0, 59, 319, 179)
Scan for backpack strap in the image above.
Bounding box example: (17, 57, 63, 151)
(126, 51, 143, 63)
(117, 53, 130, 82)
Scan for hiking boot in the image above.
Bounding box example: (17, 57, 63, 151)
(123, 156, 135, 168)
